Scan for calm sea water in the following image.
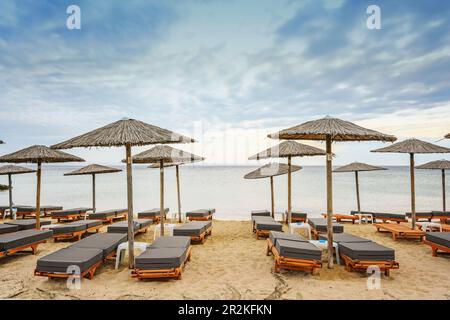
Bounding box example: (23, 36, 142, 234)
(0, 165, 447, 220)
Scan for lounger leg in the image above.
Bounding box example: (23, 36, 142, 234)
(384, 269, 390, 277)
(432, 247, 438, 257)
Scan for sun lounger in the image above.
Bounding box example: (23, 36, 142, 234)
(15, 205, 63, 218)
(270, 239, 322, 274)
(339, 241, 399, 276)
(352, 211, 407, 223)
(137, 208, 169, 223)
(173, 221, 212, 243)
(0, 224, 19, 234)
(51, 220, 103, 241)
(5, 219, 51, 230)
(70, 233, 127, 259)
(267, 231, 307, 255)
(107, 219, 152, 236)
(307, 218, 344, 239)
(149, 236, 191, 249)
(318, 233, 372, 243)
(251, 210, 271, 218)
(0, 229, 53, 258)
(186, 209, 214, 221)
(88, 209, 127, 223)
(374, 223, 425, 241)
(254, 217, 283, 239)
(431, 211, 450, 223)
(321, 213, 359, 224)
(50, 207, 93, 222)
(286, 211, 307, 223)
(423, 232, 450, 257)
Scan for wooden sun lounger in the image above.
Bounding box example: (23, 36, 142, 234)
(53, 224, 103, 242)
(191, 226, 212, 243)
(374, 223, 425, 241)
(423, 240, 450, 257)
(131, 247, 192, 280)
(340, 253, 399, 276)
(0, 239, 47, 258)
(322, 213, 359, 224)
(270, 243, 322, 275)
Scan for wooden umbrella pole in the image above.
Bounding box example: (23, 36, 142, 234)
(442, 169, 446, 212)
(287, 156, 292, 224)
(35, 162, 42, 229)
(160, 160, 165, 236)
(355, 171, 361, 212)
(410, 153, 416, 229)
(176, 165, 182, 223)
(92, 174, 96, 215)
(8, 174, 13, 220)
(270, 176, 275, 218)
(125, 144, 135, 269)
(326, 136, 334, 269)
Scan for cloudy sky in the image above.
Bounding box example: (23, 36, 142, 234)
(0, 0, 449, 165)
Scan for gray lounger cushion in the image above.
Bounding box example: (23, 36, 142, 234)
(339, 241, 395, 261)
(70, 233, 127, 259)
(0, 224, 18, 234)
(255, 220, 282, 232)
(308, 218, 344, 233)
(252, 216, 273, 223)
(191, 220, 212, 231)
(0, 229, 53, 252)
(319, 233, 372, 243)
(135, 248, 187, 270)
(136, 219, 153, 229)
(138, 208, 169, 218)
(173, 224, 204, 236)
(52, 222, 87, 235)
(82, 220, 103, 229)
(89, 210, 116, 219)
(149, 236, 191, 249)
(186, 209, 211, 217)
(373, 212, 406, 220)
(275, 239, 322, 260)
(251, 210, 271, 217)
(107, 221, 140, 234)
(5, 219, 51, 230)
(114, 209, 128, 216)
(288, 211, 307, 219)
(425, 232, 450, 248)
(269, 231, 307, 246)
(405, 211, 432, 218)
(51, 207, 92, 218)
(36, 247, 103, 273)
(431, 211, 450, 217)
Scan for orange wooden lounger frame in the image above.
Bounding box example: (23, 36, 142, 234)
(266, 239, 321, 274)
(53, 214, 83, 223)
(34, 250, 118, 280)
(53, 224, 103, 242)
(16, 210, 52, 219)
(289, 216, 307, 223)
(374, 223, 425, 241)
(189, 227, 212, 244)
(340, 253, 399, 276)
(131, 246, 192, 280)
(322, 213, 359, 224)
(187, 214, 213, 221)
(0, 239, 47, 258)
(373, 217, 407, 224)
(423, 239, 450, 257)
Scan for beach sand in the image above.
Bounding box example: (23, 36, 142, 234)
(0, 220, 449, 300)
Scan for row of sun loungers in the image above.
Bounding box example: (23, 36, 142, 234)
(132, 236, 192, 280)
(49, 220, 103, 241)
(107, 219, 152, 236)
(173, 221, 212, 243)
(88, 209, 128, 223)
(50, 207, 93, 222)
(406, 211, 450, 222)
(0, 229, 53, 258)
(350, 211, 407, 223)
(35, 233, 127, 280)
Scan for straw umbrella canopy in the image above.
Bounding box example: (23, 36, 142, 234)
(128, 145, 204, 234)
(149, 159, 205, 223)
(416, 160, 450, 212)
(244, 162, 302, 218)
(64, 164, 122, 214)
(0, 165, 36, 219)
(333, 162, 386, 212)
(51, 118, 195, 269)
(0, 145, 84, 228)
(372, 138, 450, 229)
(268, 116, 396, 268)
(249, 141, 326, 224)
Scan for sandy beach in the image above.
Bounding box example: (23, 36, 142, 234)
(0, 220, 448, 300)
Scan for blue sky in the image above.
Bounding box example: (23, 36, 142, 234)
(0, 0, 449, 165)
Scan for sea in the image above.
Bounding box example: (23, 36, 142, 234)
(0, 165, 447, 220)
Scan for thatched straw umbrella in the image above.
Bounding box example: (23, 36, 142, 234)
(51, 119, 195, 269)
(0, 165, 36, 219)
(244, 162, 301, 218)
(128, 145, 203, 235)
(416, 160, 450, 212)
(268, 116, 396, 268)
(0, 145, 84, 228)
(149, 159, 205, 223)
(333, 162, 386, 212)
(249, 141, 326, 224)
(64, 164, 122, 214)
(372, 138, 450, 229)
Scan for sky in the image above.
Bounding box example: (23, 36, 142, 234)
(0, 0, 450, 166)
